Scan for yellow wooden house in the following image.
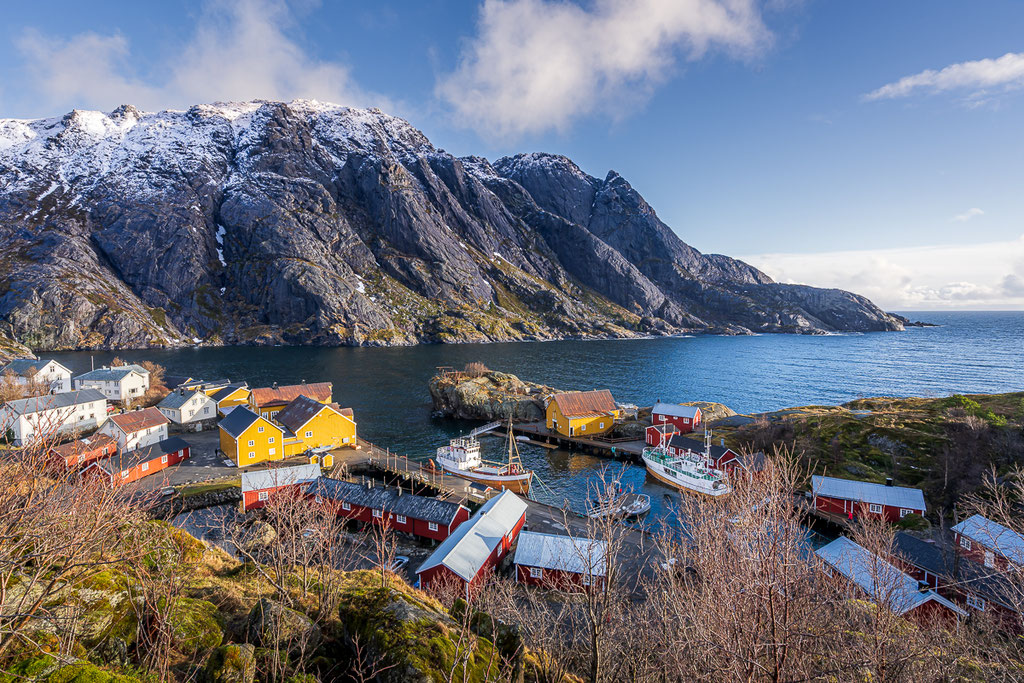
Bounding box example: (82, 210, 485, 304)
(545, 390, 621, 437)
(248, 382, 333, 420)
(275, 395, 357, 467)
(219, 406, 285, 467)
(210, 385, 252, 416)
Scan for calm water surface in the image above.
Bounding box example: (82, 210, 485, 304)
(47, 311, 1024, 526)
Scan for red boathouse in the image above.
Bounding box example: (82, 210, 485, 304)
(416, 490, 528, 598)
(240, 463, 322, 512)
(651, 402, 702, 433)
(811, 475, 926, 523)
(513, 531, 607, 591)
(85, 437, 191, 486)
(307, 477, 471, 543)
(49, 434, 118, 468)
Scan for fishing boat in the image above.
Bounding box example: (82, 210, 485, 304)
(433, 420, 533, 495)
(641, 430, 731, 497)
(587, 490, 651, 519)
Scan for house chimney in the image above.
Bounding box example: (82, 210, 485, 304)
(720, 438, 725, 447)
(272, 382, 278, 390)
(397, 487, 402, 497)
(886, 478, 894, 487)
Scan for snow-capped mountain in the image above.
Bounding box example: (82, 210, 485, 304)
(0, 99, 903, 352)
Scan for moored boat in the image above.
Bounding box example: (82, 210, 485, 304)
(641, 431, 730, 497)
(434, 420, 533, 495)
(587, 491, 652, 519)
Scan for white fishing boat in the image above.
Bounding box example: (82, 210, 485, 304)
(432, 420, 533, 494)
(641, 430, 731, 497)
(587, 491, 652, 519)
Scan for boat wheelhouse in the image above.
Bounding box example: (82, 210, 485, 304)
(641, 430, 730, 497)
(434, 421, 532, 495)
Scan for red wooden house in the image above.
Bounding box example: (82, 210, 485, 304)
(665, 435, 764, 477)
(651, 402, 702, 433)
(307, 477, 471, 543)
(416, 490, 528, 598)
(892, 532, 1021, 632)
(951, 514, 1024, 571)
(49, 434, 118, 468)
(84, 437, 190, 486)
(645, 423, 678, 447)
(513, 531, 607, 591)
(811, 475, 926, 523)
(240, 463, 322, 512)
(816, 536, 966, 624)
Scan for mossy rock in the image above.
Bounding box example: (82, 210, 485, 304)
(168, 597, 224, 654)
(0, 658, 141, 683)
(334, 585, 501, 682)
(203, 643, 256, 683)
(245, 599, 321, 652)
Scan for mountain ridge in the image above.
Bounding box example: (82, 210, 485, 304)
(0, 99, 903, 352)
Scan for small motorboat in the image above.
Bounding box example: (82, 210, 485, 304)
(587, 490, 652, 520)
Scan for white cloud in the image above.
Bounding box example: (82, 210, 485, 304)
(437, 0, 772, 139)
(742, 235, 1024, 311)
(951, 207, 984, 222)
(865, 51, 1024, 102)
(13, 0, 384, 115)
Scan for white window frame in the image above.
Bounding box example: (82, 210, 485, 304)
(868, 503, 883, 514)
(161, 455, 168, 464)
(428, 522, 439, 532)
(960, 536, 972, 550)
(258, 426, 264, 433)
(140, 462, 149, 472)
(529, 567, 543, 579)
(248, 440, 255, 447)
(248, 452, 256, 459)
(258, 491, 269, 501)
(268, 437, 275, 444)
(315, 495, 323, 504)
(372, 509, 382, 519)
(341, 501, 351, 511)
(121, 470, 129, 479)
(305, 430, 313, 438)
(396, 515, 407, 524)
(900, 509, 913, 518)
(966, 595, 986, 611)
(268, 448, 276, 456)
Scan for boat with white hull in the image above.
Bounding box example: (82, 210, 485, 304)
(641, 431, 730, 497)
(433, 421, 532, 495)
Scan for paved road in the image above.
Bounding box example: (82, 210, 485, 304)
(133, 427, 235, 491)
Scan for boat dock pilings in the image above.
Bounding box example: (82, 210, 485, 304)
(501, 421, 648, 463)
(359, 440, 497, 510)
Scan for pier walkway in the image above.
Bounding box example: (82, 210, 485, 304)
(504, 421, 649, 462)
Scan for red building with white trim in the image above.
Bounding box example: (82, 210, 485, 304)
(513, 531, 607, 591)
(240, 463, 322, 512)
(416, 490, 528, 597)
(85, 437, 190, 486)
(951, 514, 1024, 572)
(49, 434, 118, 468)
(645, 423, 678, 447)
(811, 475, 926, 523)
(651, 402, 702, 433)
(307, 477, 471, 543)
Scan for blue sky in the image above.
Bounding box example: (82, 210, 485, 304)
(1, 0, 1022, 310)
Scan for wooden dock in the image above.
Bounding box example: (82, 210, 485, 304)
(504, 421, 649, 462)
(329, 440, 498, 509)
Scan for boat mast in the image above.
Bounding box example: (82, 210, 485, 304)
(704, 428, 712, 464)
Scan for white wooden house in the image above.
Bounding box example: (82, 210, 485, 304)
(0, 359, 73, 394)
(73, 365, 150, 402)
(98, 407, 169, 453)
(157, 389, 217, 425)
(0, 389, 107, 445)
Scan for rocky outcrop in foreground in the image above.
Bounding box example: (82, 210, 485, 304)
(0, 100, 904, 352)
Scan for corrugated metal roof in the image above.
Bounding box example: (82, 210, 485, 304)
(306, 477, 466, 525)
(107, 407, 168, 434)
(551, 390, 617, 418)
(157, 389, 210, 411)
(250, 382, 332, 408)
(811, 475, 926, 511)
(50, 433, 117, 459)
(218, 406, 271, 439)
(816, 536, 966, 617)
(417, 490, 528, 582)
(893, 532, 1018, 609)
(75, 364, 149, 382)
(952, 514, 1024, 565)
(652, 402, 700, 419)
(241, 464, 322, 493)
(3, 389, 106, 416)
(513, 531, 607, 576)
(2, 359, 68, 378)
(275, 395, 347, 433)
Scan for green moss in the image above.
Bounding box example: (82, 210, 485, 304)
(166, 597, 223, 654)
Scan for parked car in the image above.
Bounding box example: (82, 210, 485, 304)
(388, 555, 410, 572)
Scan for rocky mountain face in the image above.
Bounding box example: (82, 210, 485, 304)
(0, 100, 903, 352)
